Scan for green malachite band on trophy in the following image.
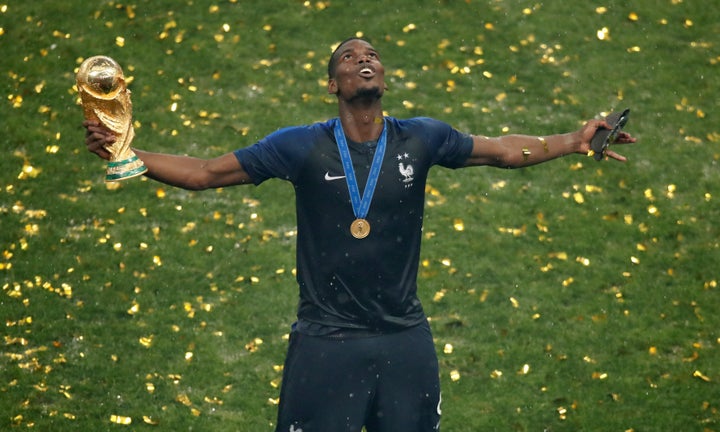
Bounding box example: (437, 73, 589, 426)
(106, 165, 147, 181)
(105, 154, 147, 181)
(107, 155, 140, 168)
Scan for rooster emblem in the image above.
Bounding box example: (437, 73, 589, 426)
(399, 162, 414, 183)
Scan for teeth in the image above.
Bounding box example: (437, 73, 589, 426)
(361, 68, 372, 73)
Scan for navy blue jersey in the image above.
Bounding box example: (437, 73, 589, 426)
(234, 116, 473, 331)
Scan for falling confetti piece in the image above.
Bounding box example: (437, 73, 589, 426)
(110, 414, 132, 425)
(402, 23, 417, 33)
(450, 370, 461, 381)
(596, 27, 610, 41)
(592, 372, 609, 380)
(245, 338, 263, 352)
(557, 406, 568, 420)
(139, 335, 154, 348)
(142, 416, 159, 425)
(693, 370, 711, 382)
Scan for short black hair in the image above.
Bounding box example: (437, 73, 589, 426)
(327, 37, 369, 79)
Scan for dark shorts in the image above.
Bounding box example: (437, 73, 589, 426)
(275, 322, 441, 432)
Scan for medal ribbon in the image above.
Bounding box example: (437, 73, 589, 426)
(333, 117, 387, 220)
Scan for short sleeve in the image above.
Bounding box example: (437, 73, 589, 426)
(233, 124, 320, 185)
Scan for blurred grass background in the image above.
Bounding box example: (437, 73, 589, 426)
(1, 0, 719, 430)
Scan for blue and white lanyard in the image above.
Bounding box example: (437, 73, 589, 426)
(332, 117, 387, 220)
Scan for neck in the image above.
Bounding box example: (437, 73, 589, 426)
(337, 102, 384, 142)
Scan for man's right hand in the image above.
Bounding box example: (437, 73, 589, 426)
(83, 120, 115, 160)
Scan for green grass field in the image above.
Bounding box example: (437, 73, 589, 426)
(2, 0, 719, 430)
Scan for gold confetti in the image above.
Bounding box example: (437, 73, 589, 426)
(18, 161, 41, 179)
(245, 338, 263, 352)
(142, 416, 159, 425)
(479, 289, 489, 302)
(596, 27, 610, 41)
(127, 301, 139, 315)
(557, 406, 568, 420)
(176, 393, 193, 406)
(110, 414, 132, 425)
(139, 335, 154, 348)
(576, 256, 590, 266)
(450, 370, 461, 381)
(592, 372, 608, 380)
(693, 370, 711, 382)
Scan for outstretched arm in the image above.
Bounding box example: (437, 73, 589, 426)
(464, 118, 636, 168)
(84, 120, 253, 190)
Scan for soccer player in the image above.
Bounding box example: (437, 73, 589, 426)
(83, 37, 635, 432)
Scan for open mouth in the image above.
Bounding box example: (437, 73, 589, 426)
(359, 66, 376, 78)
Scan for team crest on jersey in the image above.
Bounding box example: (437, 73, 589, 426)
(396, 152, 415, 188)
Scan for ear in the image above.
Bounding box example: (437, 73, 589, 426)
(327, 78, 338, 95)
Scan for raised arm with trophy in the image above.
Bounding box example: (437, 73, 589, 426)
(76, 55, 146, 181)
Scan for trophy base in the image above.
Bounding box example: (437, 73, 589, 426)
(106, 154, 147, 182)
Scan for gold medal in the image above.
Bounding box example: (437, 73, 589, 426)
(350, 218, 371, 239)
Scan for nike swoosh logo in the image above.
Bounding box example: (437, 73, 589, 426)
(324, 172, 346, 181)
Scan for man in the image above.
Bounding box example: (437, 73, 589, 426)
(84, 37, 635, 432)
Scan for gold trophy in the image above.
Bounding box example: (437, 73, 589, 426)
(76, 55, 147, 181)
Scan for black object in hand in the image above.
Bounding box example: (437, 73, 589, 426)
(590, 109, 630, 161)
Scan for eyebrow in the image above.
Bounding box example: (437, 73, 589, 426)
(337, 46, 379, 59)
(337, 48, 353, 58)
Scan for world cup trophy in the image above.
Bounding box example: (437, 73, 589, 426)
(76, 55, 147, 181)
